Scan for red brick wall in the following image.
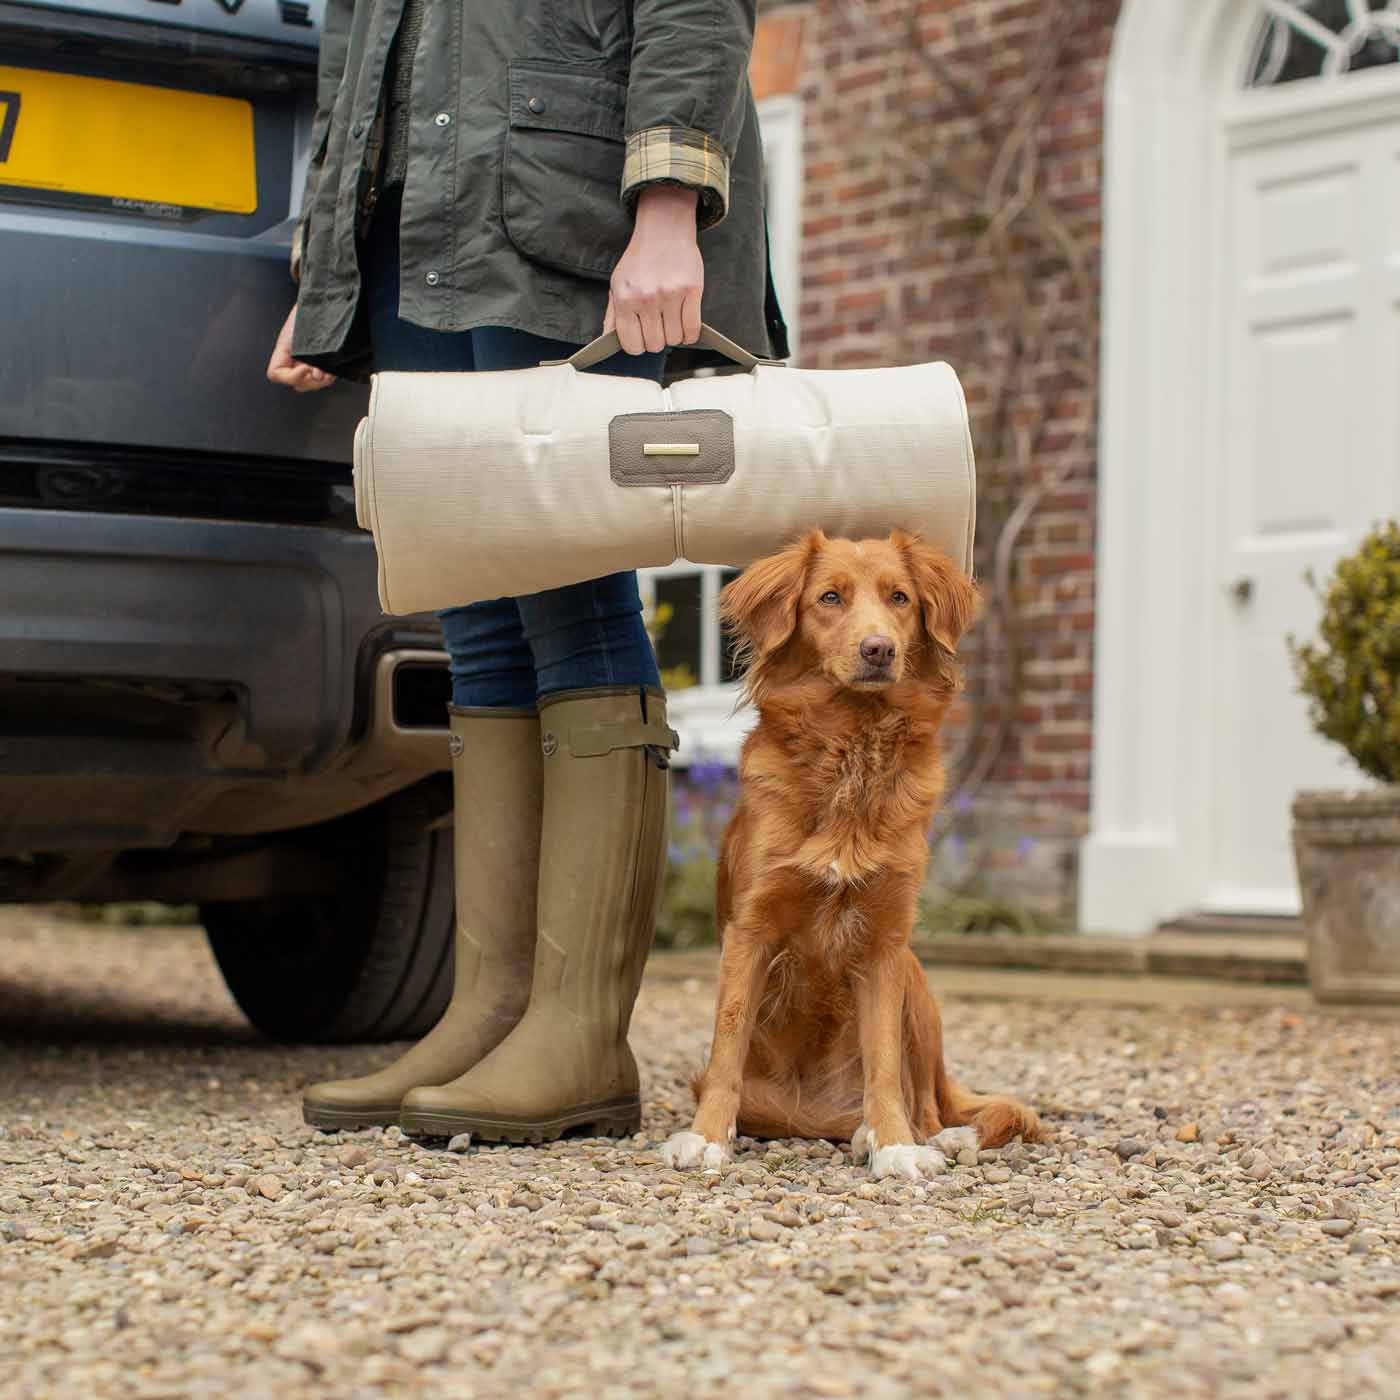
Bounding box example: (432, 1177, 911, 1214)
(752, 0, 1118, 918)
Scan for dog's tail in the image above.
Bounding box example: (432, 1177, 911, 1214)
(936, 1070, 1041, 1147)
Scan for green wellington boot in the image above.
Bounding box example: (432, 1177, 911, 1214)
(302, 707, 543, 1130)
(399, 686, 676, 1143)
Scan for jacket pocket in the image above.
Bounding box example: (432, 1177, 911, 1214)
(501, 61, 633, 282)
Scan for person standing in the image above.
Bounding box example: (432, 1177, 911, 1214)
(267, 0, 786, 1144)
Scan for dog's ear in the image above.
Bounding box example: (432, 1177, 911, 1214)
(893, 530, 981, 664)
(720, 530, 824, 663)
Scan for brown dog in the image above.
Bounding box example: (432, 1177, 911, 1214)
(662, 530, 1039, 1180)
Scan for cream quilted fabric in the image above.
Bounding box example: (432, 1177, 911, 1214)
(354, 358, 976, 615)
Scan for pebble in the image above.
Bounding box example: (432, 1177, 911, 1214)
(1176, 1122, 1200, 1143)
(1319, 1218, 1355, 1237)
(274, 1324, 341, 1371)
(398, 1328, 450, 1365)
(1115, 1139, 1146, 1160)
(383, 1312, 442, 1335)
(446, 1134, 472, 1154)
(1204, 1239, 1242, 1262)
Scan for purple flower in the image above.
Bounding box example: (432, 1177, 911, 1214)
(689, 758, 733, 792)
(1017, 835, 1035, 861)
(954, 790, 974, 815)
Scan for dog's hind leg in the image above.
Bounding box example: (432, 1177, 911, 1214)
(901, 953, 1041, 1148)
(901, 952, 952, 1140)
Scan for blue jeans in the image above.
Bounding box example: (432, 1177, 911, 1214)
(364, 188, 665, 709)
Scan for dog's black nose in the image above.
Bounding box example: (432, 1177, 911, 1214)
(860, 635, 897, 667)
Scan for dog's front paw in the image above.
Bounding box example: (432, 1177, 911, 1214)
(661, 1131, 729, 1172)
(929, 1126, 980, 1157)
(871, 1144, 948, 1181)
(853, 1123, 949, 1181)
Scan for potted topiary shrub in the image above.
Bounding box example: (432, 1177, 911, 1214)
(1290, 521, 1400, 1005)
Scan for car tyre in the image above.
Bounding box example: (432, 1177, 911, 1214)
(201, 781, 455, 1043)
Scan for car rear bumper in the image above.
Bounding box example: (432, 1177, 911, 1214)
(0, 506, 450, 854)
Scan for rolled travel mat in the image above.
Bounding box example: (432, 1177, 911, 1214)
(353, 324, 976, 615)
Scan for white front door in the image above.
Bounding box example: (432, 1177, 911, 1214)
(1207, 114, 1400, 913)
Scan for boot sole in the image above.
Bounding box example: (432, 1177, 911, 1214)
(303, 1101, 404, 1132)
(400, 1097, 642, 1145)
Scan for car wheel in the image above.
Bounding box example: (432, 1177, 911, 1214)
(201, 781, 455, 1043)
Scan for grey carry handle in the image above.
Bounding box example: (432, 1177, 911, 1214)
(540, 322, 785, 372)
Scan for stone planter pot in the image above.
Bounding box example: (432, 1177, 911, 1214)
(1292, 788, 1400, 1005)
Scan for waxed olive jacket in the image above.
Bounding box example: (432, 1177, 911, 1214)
(291, 0, 789, 379)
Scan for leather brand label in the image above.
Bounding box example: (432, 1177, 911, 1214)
(609, 410, 735, 487)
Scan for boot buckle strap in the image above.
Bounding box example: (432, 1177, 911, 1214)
(569, 720, 680, 758)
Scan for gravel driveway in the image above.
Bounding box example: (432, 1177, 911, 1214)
(2, 907, 1398, 1399)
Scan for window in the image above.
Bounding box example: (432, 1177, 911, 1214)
(1247, 0, 1400, 86)
(640, 563, 752, 765)
(759, 92, 804, 359)
(647, 564, 743, 691)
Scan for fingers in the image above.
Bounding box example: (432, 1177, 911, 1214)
(268, 305, 333, 391)
(607, 291, 666, 354)
(680, 289, 702, 346)
(637, 305, 667, 356)
(609, 292, 693, 356)
(267, 360, 334, 393)
(615, 311, 645, 357)
(294, 365, 334, 393)
(660, 300, 686, 351)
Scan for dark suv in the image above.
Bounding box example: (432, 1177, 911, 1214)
(0, 0, 457, 1042)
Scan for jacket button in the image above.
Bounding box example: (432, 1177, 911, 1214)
(425, 271, 440, 286)
(527, 96, 545, 115)
(352, 121, 365, 138)
(434, 111, 451, 127)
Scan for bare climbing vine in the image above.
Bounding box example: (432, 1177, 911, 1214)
(833, 0, 1113, 848)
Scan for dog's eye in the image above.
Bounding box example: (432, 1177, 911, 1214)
(819, 590, 842, 606)
(891, 590, 910, 606)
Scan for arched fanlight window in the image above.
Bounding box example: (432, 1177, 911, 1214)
(1247, 0, 1400, 85)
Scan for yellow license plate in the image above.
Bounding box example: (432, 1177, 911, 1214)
(0, 65, 256, 215)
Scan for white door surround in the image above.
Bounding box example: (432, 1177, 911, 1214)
(1080, 1, 1400, 933)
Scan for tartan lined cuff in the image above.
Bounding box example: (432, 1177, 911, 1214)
(621, 125, 731, 230)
